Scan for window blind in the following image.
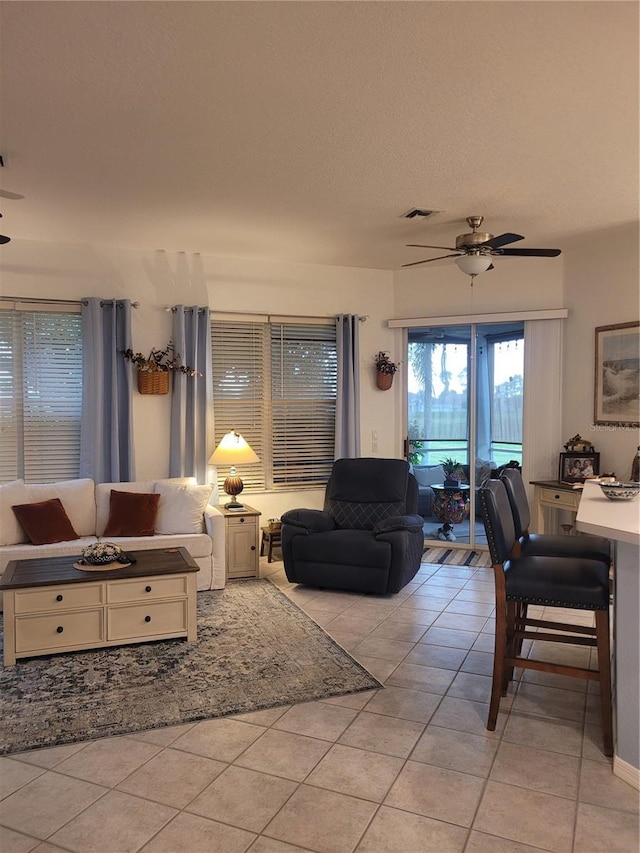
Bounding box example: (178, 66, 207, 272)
(271, 323, 337, 487)
(211, 321, 266, 489)
(0, 310, 83, 483)
(211, 319, 337, 491)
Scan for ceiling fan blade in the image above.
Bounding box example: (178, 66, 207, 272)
(0, 234, 11, 244)
(0, 189, 25, 201)
(401, 253, 461, 268)
(481, 232, 525, 250)
(499, 247, 561, 257)
(406, 243, 458, 251)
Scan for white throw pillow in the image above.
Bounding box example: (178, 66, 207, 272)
(25, 478, 96, 537)
(413, 465, 445, 487)
(154, 482, 214, 535)
(475, 458, 495, 485)
(0, 479, 29, 546)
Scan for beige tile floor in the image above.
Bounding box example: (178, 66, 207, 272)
(1, 556, 638, 853)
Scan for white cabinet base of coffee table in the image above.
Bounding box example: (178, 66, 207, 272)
(0, 547, 199, 666)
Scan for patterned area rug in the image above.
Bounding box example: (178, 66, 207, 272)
(422, 547, 492, 567)
(0, 580, 381, 756)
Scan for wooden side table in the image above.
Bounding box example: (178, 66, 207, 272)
(530, 480, 582, 534)
(217, 504, 261, 580)
(260, 526, 282, 563)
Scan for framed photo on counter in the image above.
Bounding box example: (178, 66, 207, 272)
(559, 452, 600, 483)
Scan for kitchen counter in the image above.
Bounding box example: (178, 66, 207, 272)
(577, 481, 640, 789)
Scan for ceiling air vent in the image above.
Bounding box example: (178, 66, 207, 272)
(401, 208, 440, 220)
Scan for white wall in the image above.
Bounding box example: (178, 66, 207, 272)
(1, 239, 397, 521)
(393, 256, 565, 319)
(392, 256, 566, 458)
(2, 226, 637, 525)
(392, 233, 640, 480)
(562, 222, 640, 478)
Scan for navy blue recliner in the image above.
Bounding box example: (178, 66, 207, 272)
(281, 458, 424, 595)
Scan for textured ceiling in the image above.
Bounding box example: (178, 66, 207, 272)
(0, 1, 638, 270)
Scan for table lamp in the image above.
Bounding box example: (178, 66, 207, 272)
(209, 430, 260, 509)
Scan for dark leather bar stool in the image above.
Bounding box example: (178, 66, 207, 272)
(479, 478, 613, 756)
(501, 468, 611, 563)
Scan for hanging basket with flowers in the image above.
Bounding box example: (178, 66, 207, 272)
(374, 351, 398, 390)
(122, 342, 202, 395)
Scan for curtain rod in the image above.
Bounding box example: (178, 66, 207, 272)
(2, 296, 140, 308)
(190, 307, 368, 322)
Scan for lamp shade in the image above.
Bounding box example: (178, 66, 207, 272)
(209, 431, 260, 466)
(455, 253, 493, 276)
(209, 431, 260, 509)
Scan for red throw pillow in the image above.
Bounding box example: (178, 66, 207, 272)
(103, 490, 160, 537)
(12, 498, 80, 545)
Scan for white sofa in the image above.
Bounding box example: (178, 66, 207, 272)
(0, 477, 226, 593)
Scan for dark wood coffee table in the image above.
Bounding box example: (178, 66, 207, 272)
(0, 547, 199, 666)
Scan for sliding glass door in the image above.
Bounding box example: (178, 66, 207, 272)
(407, 321, 524, 548)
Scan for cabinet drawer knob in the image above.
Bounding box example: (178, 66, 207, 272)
(240, 517, 245, 523)
(554, 494, 561, 500)
(56, 594, 63, 602)
(251, 545, 256, 551)
(145, 585, 152, 593)
(56, 626, 64, 634)
(145, 615, 151, 623)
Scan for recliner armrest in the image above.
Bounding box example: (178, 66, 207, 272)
(281, 508, 336, 535)
(374, 514, 424, 536)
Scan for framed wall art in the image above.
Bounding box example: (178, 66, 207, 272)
(559, 451, 600, 483)
(594, 321, 640, 427)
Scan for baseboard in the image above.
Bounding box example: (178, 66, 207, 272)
(613, 754, 640, 790)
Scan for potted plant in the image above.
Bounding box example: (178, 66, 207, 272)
(122, 342, 201, 394)
(440, 456, 461, 487)
(375, 351, 398, 390)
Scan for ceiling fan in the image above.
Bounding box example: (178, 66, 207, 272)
(0, 155, 24, 244)
(0, 214, 10, 245)
(403, 215, 561, 276)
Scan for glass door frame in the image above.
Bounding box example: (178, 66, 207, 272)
(404, 320, 525, 550)
(404, 325, 481, 549)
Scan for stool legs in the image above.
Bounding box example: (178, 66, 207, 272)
(488, 600, 613, 756)
(595, 609, 613, 757)
(488, 596, 507, 731)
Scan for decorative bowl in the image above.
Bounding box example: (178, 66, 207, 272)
(81, 542, 125, 565)
(599, 482, 640, 502)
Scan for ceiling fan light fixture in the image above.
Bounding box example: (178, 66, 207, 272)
(455, 253, 493, 276)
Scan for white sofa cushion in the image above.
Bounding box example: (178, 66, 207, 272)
(0, 536, 98, 576)
(105, 533, 212, 560)
(95, 477, 196, 536)
(1, 479, 96, 544)
(0, 480, 29, 546)
(25, 479, 97, 537)
(154, 482, 213, 534)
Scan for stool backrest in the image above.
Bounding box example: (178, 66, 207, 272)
(500, 468, 530, 537)
(478, 479, 517, 565)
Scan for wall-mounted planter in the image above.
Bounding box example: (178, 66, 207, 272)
(376, 371, 394, 391)
(374, 351, 397, 391)
(137, 370, 169, 395)
(124, 343, 201, 395)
